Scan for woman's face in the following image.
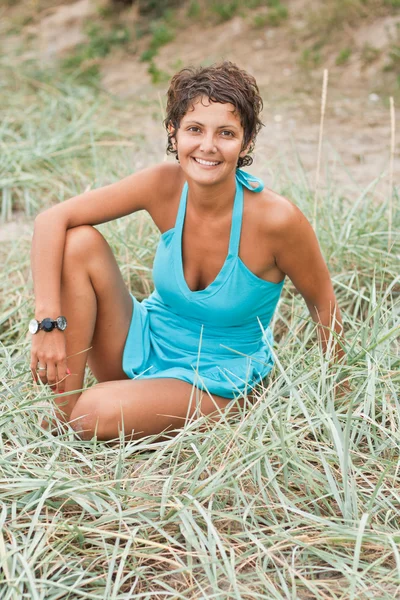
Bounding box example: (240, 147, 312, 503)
(172, 96, 248, 186)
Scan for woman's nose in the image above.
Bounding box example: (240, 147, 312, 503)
(200, 133, 217, 153)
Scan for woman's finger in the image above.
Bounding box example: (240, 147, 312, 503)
(36, 361, 48, 384)
(30, 361, 39, 383)
(56, 360, 68, 394)
(31, 353, 42, 383)
(46, 362, 58, 390)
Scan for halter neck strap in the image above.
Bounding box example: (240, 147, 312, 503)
(228, 171, 264, 256)
(235, 169, 264, 193)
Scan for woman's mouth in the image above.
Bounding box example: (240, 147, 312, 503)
(192, 157, 221, 167)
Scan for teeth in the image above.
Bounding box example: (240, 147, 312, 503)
(194, 158, 220, 166)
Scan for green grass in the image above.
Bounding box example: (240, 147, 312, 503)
(336, 46, 353, 65)
(61, 21, 131, 81)
(195, 0, 290, 24)
(265, 3, 288, 26)
(210, 0, 240, 22)
(360, 43, 381, 66)
(253, 1, 289, 29)
(140, 20, 175, 63)
(147, 60, 171, 84)
(1, 58, 400, 599)
(187, 0, 201, 18)
(299, 47, 322, 69)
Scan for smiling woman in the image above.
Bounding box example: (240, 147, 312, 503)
(30, 61, 345, 441)
(171, 99, 249, 187)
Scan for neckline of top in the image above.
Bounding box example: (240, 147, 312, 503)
(174, 170, 264, 296)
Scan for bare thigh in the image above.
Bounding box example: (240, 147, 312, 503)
(82, 237, 133, 383)
(58, 226, 133, 416)
(70, 378, 244, 441)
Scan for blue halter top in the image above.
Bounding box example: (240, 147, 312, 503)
(122, 170, 285, 398)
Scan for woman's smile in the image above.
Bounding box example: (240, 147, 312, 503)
(192, 157, 222, 167)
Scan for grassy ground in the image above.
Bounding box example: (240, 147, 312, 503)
(1, 58, 400, 599)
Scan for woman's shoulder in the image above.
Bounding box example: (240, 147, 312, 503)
(137, 162, 184, 195)
(143, 162, 185, 230)
(246, 185, 306, 235)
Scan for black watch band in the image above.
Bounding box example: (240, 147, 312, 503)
(29, 316, 68, 334)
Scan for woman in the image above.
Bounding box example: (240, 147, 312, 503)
(30, 62, 344, 441)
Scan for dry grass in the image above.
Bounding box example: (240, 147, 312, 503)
(0, 55, 399, 599)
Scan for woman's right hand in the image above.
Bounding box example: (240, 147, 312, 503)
(30, 330, 69, 393)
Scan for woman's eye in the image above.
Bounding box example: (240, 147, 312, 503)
(221, 130, 234, 137)
(188, 126, 200, 132)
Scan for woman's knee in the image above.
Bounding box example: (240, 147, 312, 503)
(69, 385, 117, 440)
(64, 225, 106, 268)
(69, 388, 101, 440)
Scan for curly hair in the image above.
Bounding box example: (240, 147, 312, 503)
(164, 61, 264, 168)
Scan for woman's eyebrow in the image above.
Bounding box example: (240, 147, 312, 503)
(184, 120, 239, 130)
(218, 124, 239, 130)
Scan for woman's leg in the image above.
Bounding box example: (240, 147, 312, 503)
(55, 225, 242, 439)
(55, 225, 133, 420)
(69, 378, 243, 441)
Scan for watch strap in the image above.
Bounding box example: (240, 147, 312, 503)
(29, 316, 67, 334)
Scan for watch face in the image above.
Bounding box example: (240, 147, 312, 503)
(56, 316, 67, 331)
(29, 319, 39, 334)
(41, 318, 55, 332)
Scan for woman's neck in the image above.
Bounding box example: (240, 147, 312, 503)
(186, 175, 237, 218)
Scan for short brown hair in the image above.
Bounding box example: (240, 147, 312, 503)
(164, 61, 263, 168)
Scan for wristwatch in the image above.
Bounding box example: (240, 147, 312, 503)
(29, 316, 68, 334)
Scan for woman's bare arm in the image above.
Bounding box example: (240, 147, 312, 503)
(32, 164, 178, 314)
(272, 201, 345, 363)
(30, 163, 179, 390)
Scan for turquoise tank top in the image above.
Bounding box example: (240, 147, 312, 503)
(122, 169, 285, 399)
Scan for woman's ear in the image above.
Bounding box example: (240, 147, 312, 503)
(239, 139, 252, 158)
(168, 122, 177, 149)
